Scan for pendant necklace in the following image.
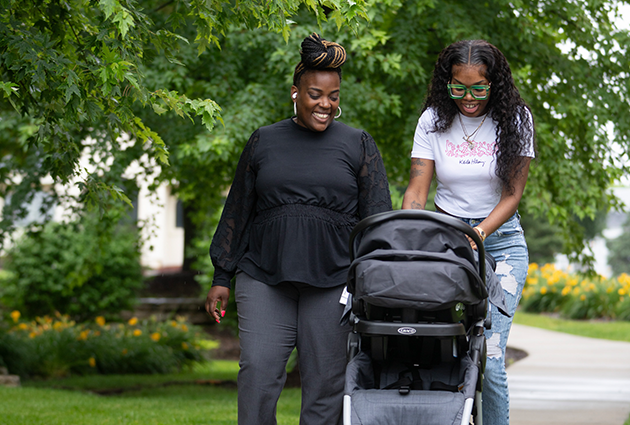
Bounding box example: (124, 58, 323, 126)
(458, 113, 488, 150)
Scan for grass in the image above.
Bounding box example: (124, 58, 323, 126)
(1, 360, 301, 425)
(513, 310, 630, 342)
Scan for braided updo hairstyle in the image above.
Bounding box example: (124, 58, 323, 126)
(293, 33, 347, 87)
(424, 39, 535, 195)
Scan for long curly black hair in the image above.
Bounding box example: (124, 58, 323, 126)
(293, 33, 346, 87)
(423, 39, 535, 194)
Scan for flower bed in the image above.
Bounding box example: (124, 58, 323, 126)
(521, 264, 630, 321)
(0, 312, 216, 378)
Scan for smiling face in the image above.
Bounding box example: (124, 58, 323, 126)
(450, 64, 491, 118)
(291, 70, 340, 132)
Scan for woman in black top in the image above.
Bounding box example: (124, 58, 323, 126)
(205, 33, 392, 425)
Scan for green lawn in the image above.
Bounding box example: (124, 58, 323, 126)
(1, 361, 300, 425)
(513, 310, 630, 343)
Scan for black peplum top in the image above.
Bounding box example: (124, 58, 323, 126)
(210, 118, 392, 289)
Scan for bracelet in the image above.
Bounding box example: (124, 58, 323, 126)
(474, 226, 487, 242)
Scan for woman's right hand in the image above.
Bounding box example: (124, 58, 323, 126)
(205, 286, 230, 323)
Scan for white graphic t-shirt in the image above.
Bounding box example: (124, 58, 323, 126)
(411, 108, 534, 218)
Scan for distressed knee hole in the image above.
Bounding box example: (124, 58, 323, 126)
(495, 257, 518, 295)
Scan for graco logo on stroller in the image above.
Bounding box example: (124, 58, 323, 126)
(397, 327, 417, 335)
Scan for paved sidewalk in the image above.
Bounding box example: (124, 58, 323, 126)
(507, 324, 630, 425)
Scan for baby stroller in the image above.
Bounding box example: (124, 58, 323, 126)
(343, 210, 503, 425)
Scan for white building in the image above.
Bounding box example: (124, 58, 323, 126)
(1, 170, 185, 274)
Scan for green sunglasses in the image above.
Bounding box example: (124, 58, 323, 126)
(447, 83, 491, 100)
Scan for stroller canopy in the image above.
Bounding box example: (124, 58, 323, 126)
(347, 210, 488, 312)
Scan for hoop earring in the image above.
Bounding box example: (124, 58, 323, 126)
(293, 102, 297, 116)
(335, 106, 342, 119)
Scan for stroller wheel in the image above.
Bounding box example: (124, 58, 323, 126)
(347, 333, 361, 362)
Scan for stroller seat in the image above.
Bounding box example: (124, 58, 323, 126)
(343, 210, 490, 425)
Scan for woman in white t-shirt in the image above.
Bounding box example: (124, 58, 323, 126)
(403, 39, 535, 425)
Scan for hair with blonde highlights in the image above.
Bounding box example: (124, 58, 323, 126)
(293, 33, 346, 87)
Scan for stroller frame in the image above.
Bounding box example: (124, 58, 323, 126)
(343, 210, 489, 425)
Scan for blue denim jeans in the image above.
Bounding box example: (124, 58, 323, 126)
(458, 213, 528, 425)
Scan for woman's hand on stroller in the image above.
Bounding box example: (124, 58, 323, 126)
(465, 234, 478, 251)
(205, 286, 230, 323)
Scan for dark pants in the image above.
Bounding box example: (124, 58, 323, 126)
(235, 271, 349, 425)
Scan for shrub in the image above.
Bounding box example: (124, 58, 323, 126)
(521, 264, 630, 321)
(520, 263, 571, 313)
(0, 311, 214, 378)
(0, 216, 143, 321)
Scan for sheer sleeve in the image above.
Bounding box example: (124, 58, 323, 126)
(209, 130, 259, 288)
(358, 132, 392, 219)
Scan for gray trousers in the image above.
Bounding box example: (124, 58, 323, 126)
(235, 271, 349, 425)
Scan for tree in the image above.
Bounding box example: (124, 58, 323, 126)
(337, 0, 630, 267)
(0, 0, 368, 242)
(607, 215, 630, 276)
(2, 0, 630, 273)
(520, 212, 564, 265)
(158, 0, 630, 270)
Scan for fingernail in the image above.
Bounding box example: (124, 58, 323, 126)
(216, 319, 220, 323)
(221, 311, 225, 317)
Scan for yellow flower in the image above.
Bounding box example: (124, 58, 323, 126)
(181, 324, 188, 332)
(580, 294, 586, 301)
(18, 323, 29, 330)
(618, 273, 630, 286)
(561, 286, 571, 296)
(619, 288, 627, 296)
(150, 332, 161, 342)
(128, 317, 138, 326)
(181, 342, 189, 350)
(10, 311, 20, 323)
(170, 320, 178, 328)
(541, 263, 557, 274)
(526, 277, 538, 286)
(77, 330, 90, 341)
(133, 329, 142, 337)
(29, 332, 38, 339)
(528, 263, 539, 272)
(95, 316, 106, 326)
(53, 322, 64, 331)
(89, 357, 96, 367)
(540, 287, 548, 295)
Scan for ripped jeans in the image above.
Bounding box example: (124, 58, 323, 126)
(459, 213, 528, 425)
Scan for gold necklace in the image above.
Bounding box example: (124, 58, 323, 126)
(458, 113, 488, 149)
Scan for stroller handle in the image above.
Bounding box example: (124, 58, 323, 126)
(349, 210, 486, 281)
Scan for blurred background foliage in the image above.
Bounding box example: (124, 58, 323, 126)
(1, 0, 630, 327)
